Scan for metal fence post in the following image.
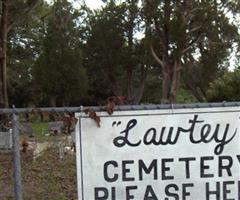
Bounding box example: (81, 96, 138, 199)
(12, 112, 23, 200)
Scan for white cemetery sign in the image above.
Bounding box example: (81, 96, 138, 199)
(76, 106, 240, 200)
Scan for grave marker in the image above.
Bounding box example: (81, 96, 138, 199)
(0, 131, 12, 150)
(19, 123, 34, 137)
(48, 121, 64, 134)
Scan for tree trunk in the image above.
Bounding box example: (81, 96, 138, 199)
(126, 4, 134, 104)
(169, 60, 181, 103)
(50, 96, 57, 107)
(126, 67, 133, 102)
(127, 75, 147, 105)
(130, 64, 148, 105)
(131, 82, 145, 105)
(108, 70, 122, 97)
(161, 72, 169, 103)
(0, 0, 9, 108)
(160, 60, 182, 104)
(185, 80, 206, 102)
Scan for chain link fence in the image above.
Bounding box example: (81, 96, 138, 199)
(1, 102, 240, 200)
(0, 107, 84, 200)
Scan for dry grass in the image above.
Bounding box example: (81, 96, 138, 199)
(0, 148, 77, 200)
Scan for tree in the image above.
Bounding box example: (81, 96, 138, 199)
(84, 0, 150, 104)
(34, 0, 88, 106)
(207, 69, 240, 102)
(0, 0, 41, 108)
(143, 0, 240, 103)
(7, 2, 50, 107)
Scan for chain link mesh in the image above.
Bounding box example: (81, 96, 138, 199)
(0, 109, 78, 200)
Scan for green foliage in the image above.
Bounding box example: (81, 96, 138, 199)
(34, 0, 88, 106)
(144, 0, 240, 102)
(207, 69, 240, 102)
(185, 0, 240, 98)
(7, 1, 50, 107)
(186, 0, 240, 100)
(83, 1, 150, 104)
(176, 88, 198, 104)
(4, 0, 240, 106)
(141, 69, 162, 104)
(83, 2, 126, 98)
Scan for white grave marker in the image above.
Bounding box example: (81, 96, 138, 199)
(76, 106, 240, 200)
(0, 131, 12, 149)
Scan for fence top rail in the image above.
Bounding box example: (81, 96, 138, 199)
(0, 101, 240, 114)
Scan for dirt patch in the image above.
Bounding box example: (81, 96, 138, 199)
(0, 149, 77, 200)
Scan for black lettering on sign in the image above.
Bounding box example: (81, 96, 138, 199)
(144, 185, 158, 200)
(218, 156, 233, 177)
(95, 187, 115, 200)
(126, 186, 138, 200)
(200, 156, 214, 178)
(94, 187, 108, 200)
(112, 115, 238, 155)
(223, 181, 234, 200)
(111, 187, 116, 200)
(162, 158, 174, 180)
(179, 157, 196, 179)
(143, 128, 158, 145)
(213, 124, 237, 155)
(165, 184, 179, 200)
(122, 160, 135, 182)
(182, 183, 194, 200)
(237, 155, 240, 164)
(238, 181, 240, 199)
(206, 182, 220, 200)
(139, 159, 158, 180)
(103, 161, 118, 182)
(113, 119, 140, 147)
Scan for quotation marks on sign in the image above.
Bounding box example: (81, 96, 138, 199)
(112, 121, 122, 127)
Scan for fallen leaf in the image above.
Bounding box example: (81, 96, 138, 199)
(84, 109, 101, 127)
(106, 101, 115, 115)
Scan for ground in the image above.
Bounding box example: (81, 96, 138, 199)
(0, 144, 77, 200)
(0, 120, 77, 200)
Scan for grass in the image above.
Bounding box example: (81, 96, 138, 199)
(0, 148, 77, 200)
(0, 120, 77, 200)
(30, 122, 49, 141)
(20, 122, 67, 142)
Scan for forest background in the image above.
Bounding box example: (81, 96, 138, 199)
(1, 0, 240, 108)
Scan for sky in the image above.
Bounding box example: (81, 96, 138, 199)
(84, 0, 104, 9)
(45, 0, 105, 9)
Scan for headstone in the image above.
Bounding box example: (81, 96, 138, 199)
(19, 123, 34, 137)
(33, 142, 49, 160)
(0, 131, 12, 150)
(48, 121, 64, 134)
